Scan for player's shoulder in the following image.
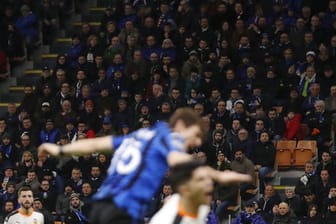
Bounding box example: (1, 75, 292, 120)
(32, 210, 44, 217)
(4, 209, 19, 222)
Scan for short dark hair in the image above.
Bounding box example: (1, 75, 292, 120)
(168, 160, 205, 191)
(168, 108, 204, 133)
(18, 185, 32, 197)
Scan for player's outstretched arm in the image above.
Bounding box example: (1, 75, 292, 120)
(206, 167, 252, 184)
(167, 151, 193, 166)
(38, 136, 113, 157)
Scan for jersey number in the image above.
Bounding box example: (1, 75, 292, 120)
(115, 139, 141, 174)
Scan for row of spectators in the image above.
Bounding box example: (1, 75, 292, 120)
(0, 0, 336, 223)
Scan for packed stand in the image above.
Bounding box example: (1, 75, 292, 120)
(1, 0, 336, 223)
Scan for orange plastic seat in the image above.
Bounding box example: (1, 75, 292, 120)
(275, 140, 296, 168)
(293, 140, 317, 167)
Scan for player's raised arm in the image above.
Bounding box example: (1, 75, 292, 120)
(38, 135, 113, 157)
(206, 167, 252, 184)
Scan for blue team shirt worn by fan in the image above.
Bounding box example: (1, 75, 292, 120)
(93, 122, 184, 221)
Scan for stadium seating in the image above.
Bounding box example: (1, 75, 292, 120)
(293, 140, 317, 167)
(275, 140, 296, 168)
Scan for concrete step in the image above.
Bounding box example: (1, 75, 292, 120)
(0, 77, 17, 96)
(17, 75, 40, 86)
(71, 14, 82, 23)
(96, 0, 114, 7)
(0, 92, 25, 103)
(24, 69, 43, 75)
(278, 170, 304, 186)
(29, 45, 51, 64)
(82, 13, 103, 22)
(36, 54, 58, 68)
(89, 7, 106, 13)
(11, 61, 34, 78)
(72, 21, 101, 27)
(50, 38, 72, 55)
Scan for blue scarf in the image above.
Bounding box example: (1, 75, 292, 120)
(74, 210, 89, 224)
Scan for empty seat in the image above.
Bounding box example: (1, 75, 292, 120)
(296, 140, 317, 155)
(275, 140, 296, 168)
(293, 140, 317, 167)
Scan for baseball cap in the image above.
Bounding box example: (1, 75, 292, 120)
(306, 51, 316, 57)
(42, 102, 50, 107)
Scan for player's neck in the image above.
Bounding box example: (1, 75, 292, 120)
(178, 198, 198, 219)
(19, 207, 33, 215)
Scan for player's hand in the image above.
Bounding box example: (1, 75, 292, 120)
(38, 143, 61, 157)
(213, 170, 252, 184)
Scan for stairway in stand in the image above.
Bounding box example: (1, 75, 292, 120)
(0, 0, 97, 116)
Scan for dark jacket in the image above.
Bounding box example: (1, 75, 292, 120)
(272, 211, 297, 224)
(253, 141, 276, 168)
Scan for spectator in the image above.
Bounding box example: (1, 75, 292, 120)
(84, 164, 103, 193)
(283, 187, 302, 218)
(34, 100, 55, 128)
(295, 161, 316, 198)
(272, 201, 297, 224)
(283, 109, 302, 140)
(168, 87, 186, 111)
(55, 183, 73, 216)
(257, 185, 281, 223)
(325, 85, 336, 129)
(68, 167, 83, 193)
(15, 5, 39, 59)
(304, 100, 332, 152)
(181, 50, 203, 80)
(211, 99, 231, 129)
(325, 198, 336, 224)
(0, 182, 17, 208)
(16, 169, 40, 194)
(64, 193, 90, 224)
(0, 133, 19, 167)
(54, 100, 77, 131)
(53, 55, 70, 80)
(207, 130, 232, 166)
(0, 166, 17, 191)
(3, 23, 25, 64)
(67, 35, 85, 69)
(226, 119, 241, 147)
(3, 103, 20, 137)
(213, 151, 238, 221)
(39, 119, 60, 144)
(36, 179, 58, 213)
(230, 148, 256, 199)
(80, 182, 93, 207)
(33, 197, 54, 224)
(232, 200, 267, 224)
(18, 85, 38, 116)
(318, 66, 336, 98)
(232, 128, 253, 160)
(301, 83, 323, 114)
(16, 150, 36, 179)
(39, 0, 57, 45)
(301, 204, 324, 224)
(298, 65, 317, 98)
(78, 99, 100, 132)
(0, 199, 15, 223)
(322, 186, 336, 216)
(253, 131, 276, 193)
(265, 108, 285, 140)
(315, 151, 336, 178)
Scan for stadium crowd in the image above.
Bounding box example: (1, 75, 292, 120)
(1, 0, 336, 223)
